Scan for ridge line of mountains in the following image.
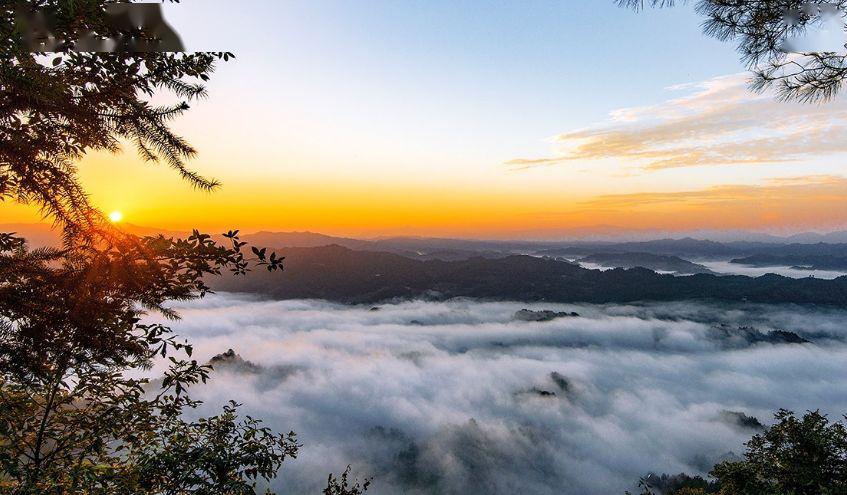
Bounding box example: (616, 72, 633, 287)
(10, 223, 847, 306)
(212, 232, 847, 305)
(211, 244, 847, 306)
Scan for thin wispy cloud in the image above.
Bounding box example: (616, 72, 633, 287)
(534, 175, 847, 232)
(508, 74, 847, 170)
(580, 174, 847, 209)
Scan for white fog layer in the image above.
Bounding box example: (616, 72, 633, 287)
(570, 258, 847, 279)
(698, 260, 847, 279)
(156, 294, 847, 494)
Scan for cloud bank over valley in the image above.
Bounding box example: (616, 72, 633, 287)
(157, 295, 847, 494)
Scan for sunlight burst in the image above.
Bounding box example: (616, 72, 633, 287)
(108, 211, 123, 223)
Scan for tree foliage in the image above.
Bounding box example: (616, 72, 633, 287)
(619, 0, 847, 102)
(630, 409, 847, 495)
(712, 409, 847, 495)
(2, 0, 235, 237)
(0, 0, 368, 493)
(322, 466, 372, 495)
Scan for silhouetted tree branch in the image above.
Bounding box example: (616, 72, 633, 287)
(619, 0, 847, 102)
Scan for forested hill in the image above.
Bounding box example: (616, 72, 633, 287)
(578, 252, 714, 274)
(211, 245, 847, 305)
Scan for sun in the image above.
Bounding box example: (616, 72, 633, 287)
(108, 210, 123, 223)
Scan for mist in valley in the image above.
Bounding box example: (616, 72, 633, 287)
(156, 294, 847, 494)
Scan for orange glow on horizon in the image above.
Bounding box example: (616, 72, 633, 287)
(3, 171, 847, 239)
(3, 136, 847, 239)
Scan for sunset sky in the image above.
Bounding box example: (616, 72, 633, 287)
(6, 0, 847, 238)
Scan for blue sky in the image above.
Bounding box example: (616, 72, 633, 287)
(167, 0, 743, 160)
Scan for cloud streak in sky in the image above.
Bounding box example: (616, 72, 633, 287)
(158, 295, 847, 495)
(508, 74, 847, 170)
(538, 174, 847, 231)
(580, 174, 847, 208)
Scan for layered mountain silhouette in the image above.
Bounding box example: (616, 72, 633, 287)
(211, 245, 847, 306)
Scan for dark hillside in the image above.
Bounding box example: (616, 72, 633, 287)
(212, 245, 847, 305)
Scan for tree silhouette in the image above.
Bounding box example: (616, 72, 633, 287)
(0, 1, 367, 492)
(619, 0, 847, 102)
(628, 409, 847, 495)
(2, 0, 228, 237)
(712, 409, 847, 495)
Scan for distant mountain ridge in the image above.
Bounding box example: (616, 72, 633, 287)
(540, 238, 847, 260)
(578, 252, 714, 274)
(238, 233, 847, 261)
(238, 233, 847, 264)
(242, 231, 370, 249)
(211, 244, 847, 306)
(8, 222, 847, 263)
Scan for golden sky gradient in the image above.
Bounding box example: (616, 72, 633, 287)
(5, 73, 847, 238)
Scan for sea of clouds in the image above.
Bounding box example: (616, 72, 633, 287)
(155, 294, 847, 494)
